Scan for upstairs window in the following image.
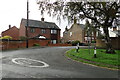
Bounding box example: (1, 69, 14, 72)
(70, 32, 72, 36)
(41, 29, 46, 34)
(30, 28, 35, 33)
(51, 29, 57, 34)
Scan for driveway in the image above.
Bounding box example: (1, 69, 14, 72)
(1, 46, 118, 78)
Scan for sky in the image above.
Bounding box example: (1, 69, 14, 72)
(0, 0, 116, 37)
(0, 0, 74, 37)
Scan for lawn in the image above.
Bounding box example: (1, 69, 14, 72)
(66, 48, 120, 69)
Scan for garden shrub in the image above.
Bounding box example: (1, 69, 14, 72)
(91, 40, 96, 43)
(66, 41, 71, 44)
(19, 36, 27, 40)
(33, 43, 40, 46)
(71, 40, 80, 46)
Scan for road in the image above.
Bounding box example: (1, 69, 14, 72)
(0, 46, 118, 79)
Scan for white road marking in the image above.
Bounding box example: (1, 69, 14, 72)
(12, 58, 49, 68)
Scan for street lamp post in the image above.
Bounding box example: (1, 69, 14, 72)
(26, 0, 29, 48)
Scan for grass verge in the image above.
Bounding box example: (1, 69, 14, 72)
(66, 49, 120, 70)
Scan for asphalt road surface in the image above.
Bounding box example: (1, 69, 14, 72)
(0, 46, 118, 79)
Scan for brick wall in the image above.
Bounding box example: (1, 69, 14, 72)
(1, 39, 72, 50)
(96, 37, 120, 49)
(48, 43, 72, 46)
(1, 39, 50, 50)
(96, 39, 106, 48)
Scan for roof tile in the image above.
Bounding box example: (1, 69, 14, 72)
(21, 18, 60, 30)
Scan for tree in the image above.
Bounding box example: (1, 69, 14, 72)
(85, 19, 99, 42)
(85, 19, 92, 42)
(37, 0, 120, 53)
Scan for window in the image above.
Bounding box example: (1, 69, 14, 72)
(51, 29, 57, 34)
(64, 31, 67, 34)
(51, 40, 57, 44)
(41, 29, 46, 33)
(30, 28, 35, 33)
(70, 32, 72, 36)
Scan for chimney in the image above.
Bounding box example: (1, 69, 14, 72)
(74, 17, 77, 24)
(9, 25, 11, 29)
(113, 27, 117, 31)
(41, 17, 44, 22)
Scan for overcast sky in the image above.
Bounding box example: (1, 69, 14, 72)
(0, 0, 74, 37)
(0, 0, 116, 37)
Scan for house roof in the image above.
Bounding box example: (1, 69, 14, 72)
(63, 23, 85, 33)
(78, 24, 85, 30)
(70, 23, 85, 30)
(21, 18, 60, 30)
(2, 26, 19, 33)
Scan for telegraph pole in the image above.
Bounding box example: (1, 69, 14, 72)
(26, 0, 29, 48)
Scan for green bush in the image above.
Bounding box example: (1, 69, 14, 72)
(19, 36, 27, 40)
(91, 40, 96, 43)
(71, 40, 80, 46)
(33, 43, 40, 46)
(66, 41, 71, 44)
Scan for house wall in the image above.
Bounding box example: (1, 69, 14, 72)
(63, 24, 84, 43)
(63, 32, 69, 43)
(27, 28, 51, 39)
(2, 26, 19, 40)
(26, 27, 60, 43)
(57, 30, 61, 43)
(19, 23, 26, 37)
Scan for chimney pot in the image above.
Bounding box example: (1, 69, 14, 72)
(74, 17, 77, 24)
(9, 25, 11, 29)
(41, 17, 44, 21)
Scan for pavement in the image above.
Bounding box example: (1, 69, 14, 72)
(0, 51, 3, 59)
(1, 46, 119, 79)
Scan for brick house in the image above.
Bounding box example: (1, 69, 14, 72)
(1, 25, 19, 40)
(62, 19, 97, 43)
(19, 18, 61, 44)
(62, 22, 85, 43)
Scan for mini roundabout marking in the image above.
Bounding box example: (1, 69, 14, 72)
(12, 58, 49, 68)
